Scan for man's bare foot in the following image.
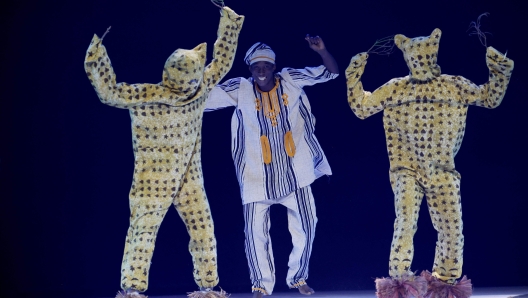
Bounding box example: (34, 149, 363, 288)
(252, 291, 264, 298)
(298, 284, 314, 295)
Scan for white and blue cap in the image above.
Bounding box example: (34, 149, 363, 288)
(244, 42, 275, 65)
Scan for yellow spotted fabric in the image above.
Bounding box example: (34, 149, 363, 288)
(84, 7, 244, 292)
(346, 28, 514, 283)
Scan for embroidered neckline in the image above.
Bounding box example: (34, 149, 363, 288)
(254, 78, 295, 163)
(254, 78, 288, 126)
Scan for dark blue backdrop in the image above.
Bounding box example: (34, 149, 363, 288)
(1, 0, 526, 297)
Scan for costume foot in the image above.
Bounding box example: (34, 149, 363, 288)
(252, 291, 264, 298)
(116, 289, 148, 298)
(421, 271, 472, 298)
(375, 274, 427, 298)
(187, 287, 229, 298)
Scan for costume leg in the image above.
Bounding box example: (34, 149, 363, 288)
(120, 191, 171, 292)
(425, 170, 464, 283)
(388, 171, 425, 278)
(280, 186, 317, 288)
(244, 201, 275, 295)
(174, 158, 219, 288)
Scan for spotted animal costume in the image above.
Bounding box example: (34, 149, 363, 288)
(84, 7, 244, 293)
(345, 28, 513, 291)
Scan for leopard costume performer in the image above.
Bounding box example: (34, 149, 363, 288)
(345, 28, 514, 298)
(84, 6, 244, 297)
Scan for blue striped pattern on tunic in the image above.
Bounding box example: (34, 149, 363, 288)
(299, 97, 325, 169)
(233, 108, 246, 187)
(288, 67, 335, 85)
(205, 65, 337, 204)
(218, 77, 242, 94)
(252, 77, 298, 200)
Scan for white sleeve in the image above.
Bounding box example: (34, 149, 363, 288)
(283, 65, 339, 89)
(205, 77, 242, 111)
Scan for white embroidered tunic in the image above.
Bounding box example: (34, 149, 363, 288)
(206, 66, 338, 204)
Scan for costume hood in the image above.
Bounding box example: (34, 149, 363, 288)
(162, 42, 207, 97)
(395, 28, 442, 81)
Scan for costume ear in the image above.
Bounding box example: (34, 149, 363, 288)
(394, 34, 409, 50)
(90, 34, 101, 45)
(192, 42, 207, 66)
(431, 28, 442, 42)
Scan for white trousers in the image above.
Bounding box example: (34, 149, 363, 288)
(243, 186, 317, 295)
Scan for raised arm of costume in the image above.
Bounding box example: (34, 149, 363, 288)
(84, 35, 184, 109)
(205, 78, 240, 111)
(203, 6, 244, 91)
(455, 46, 514, 108)
(345, 52, 388, 119)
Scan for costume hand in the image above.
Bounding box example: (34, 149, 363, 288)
(345, 53, 368, 78)
(305, 35, 326, 53)
(486, 46, 514, 71)
(352, 52, 369, 64)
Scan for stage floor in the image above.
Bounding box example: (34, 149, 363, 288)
(102, 287, 528, 298)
